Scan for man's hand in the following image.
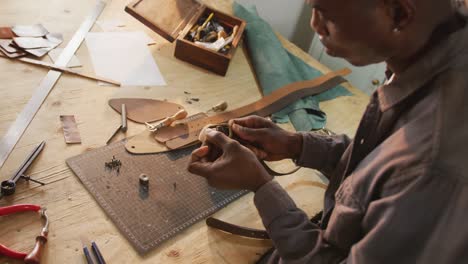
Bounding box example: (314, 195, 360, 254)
(229, 116, 303, 161)
(187, 129, 273, 192)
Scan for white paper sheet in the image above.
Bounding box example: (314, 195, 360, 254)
(85, 31, 166, 86)
(96, 19, 126, 32)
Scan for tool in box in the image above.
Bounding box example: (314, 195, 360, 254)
(125, 0, 247, 76)
(0, 141, 45, 198)
(0, 204, 49, 264)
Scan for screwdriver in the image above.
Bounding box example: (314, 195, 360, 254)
(146, 109, 188, 132)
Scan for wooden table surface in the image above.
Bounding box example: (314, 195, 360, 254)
(0, 0, 369, 263)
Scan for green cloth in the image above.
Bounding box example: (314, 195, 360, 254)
(233, 3, 352, 131)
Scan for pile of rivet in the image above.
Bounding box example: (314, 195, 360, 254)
(186, 13, 238, 54)
(105, 156, 122, 173)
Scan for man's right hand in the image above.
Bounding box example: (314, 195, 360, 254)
(229, 115, 303, 161)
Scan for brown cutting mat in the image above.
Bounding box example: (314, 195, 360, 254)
(66, 141, 247, 254)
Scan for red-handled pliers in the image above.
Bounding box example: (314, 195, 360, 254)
(0, 204, 49, 261)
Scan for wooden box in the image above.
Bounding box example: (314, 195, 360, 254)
(125, 0, 246, 76)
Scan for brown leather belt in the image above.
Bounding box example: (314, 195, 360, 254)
(207, 211, 324, 240)
(206, 217, 270, 239)
(154, 68, 351, 150)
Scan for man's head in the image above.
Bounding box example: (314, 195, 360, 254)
(308, 0, 454, 70)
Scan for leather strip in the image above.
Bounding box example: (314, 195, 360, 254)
(206, 217, 269, 239)
(158, 68, 351, 150)
(261, 160, 300, 176)
(60, 115, 81, 144)
(206, 211, 324, 240)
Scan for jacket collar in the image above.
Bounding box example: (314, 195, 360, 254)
(377, 16, 467, 112)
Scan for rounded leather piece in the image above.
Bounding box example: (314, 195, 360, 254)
(109, 98, 184, 124)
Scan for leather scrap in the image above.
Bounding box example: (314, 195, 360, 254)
(23, 33, 63, 58)
(0, 40, 26, 58)
(0, 40, 17, 53)
(11, 24, 48, 37)
(60, 115, 82, 144)
(0, 27, 15, 39)
(109, 98, 185, 124)
(13, 37, 54, 49)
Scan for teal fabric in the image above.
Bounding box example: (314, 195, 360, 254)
(233, 3, 352, 131)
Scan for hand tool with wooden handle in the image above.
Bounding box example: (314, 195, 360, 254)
(145, 109, 188, 132)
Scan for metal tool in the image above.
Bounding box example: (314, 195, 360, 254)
(106, 104, 128, 144)
(82, 240, 106, 264)
(82, 244, 94, 264)
(0, 1, 106, 169)
(0, 141, 46, 198)
(0, 204, 49, 263)
(145, 109, 188, 132)
(91, 241, 106, 264)
(139, 174, 149, 186)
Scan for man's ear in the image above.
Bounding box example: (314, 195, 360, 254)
(383, 0, 416, 31)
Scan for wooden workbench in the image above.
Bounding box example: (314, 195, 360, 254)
(0, 0, 369, 263)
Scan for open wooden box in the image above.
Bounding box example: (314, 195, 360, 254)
(125, 0, 247, 76)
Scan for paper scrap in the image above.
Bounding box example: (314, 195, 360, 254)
(0, 40, 18, 53)
(0, 48, 26, 58)
(0, 27, 14, 39)
(85, 31, 166, 86)
(24, 33, 63, 57)
(12, 24, 48, 37)
(60, 115, 82, 144)
(0, 40, 26, 58)
(13, 37, 54, 49)
(96, 19, 126, 32)
(48, 48, 82, 68)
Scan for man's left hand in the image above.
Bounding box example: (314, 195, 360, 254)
(187, 129, 273, 192)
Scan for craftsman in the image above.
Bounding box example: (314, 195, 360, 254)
(188, 0, 468, 263)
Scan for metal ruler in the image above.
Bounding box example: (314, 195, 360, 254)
(0, 1, 106, 168)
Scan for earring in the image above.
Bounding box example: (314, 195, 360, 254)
(393, 27, 400, 33)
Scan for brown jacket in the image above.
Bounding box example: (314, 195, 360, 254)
(254, 19, 468, 263)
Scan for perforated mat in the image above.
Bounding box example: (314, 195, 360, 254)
(66, 140, 247, 254)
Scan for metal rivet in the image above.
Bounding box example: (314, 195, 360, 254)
(139, 174, 149, 186)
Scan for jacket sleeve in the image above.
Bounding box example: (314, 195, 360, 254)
(295, 132, 352, 177)
(254, 181, 349, 263)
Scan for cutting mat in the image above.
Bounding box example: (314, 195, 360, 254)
(66, 140, 247, 254)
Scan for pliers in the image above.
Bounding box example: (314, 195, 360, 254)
(0, 204, 49, 263)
